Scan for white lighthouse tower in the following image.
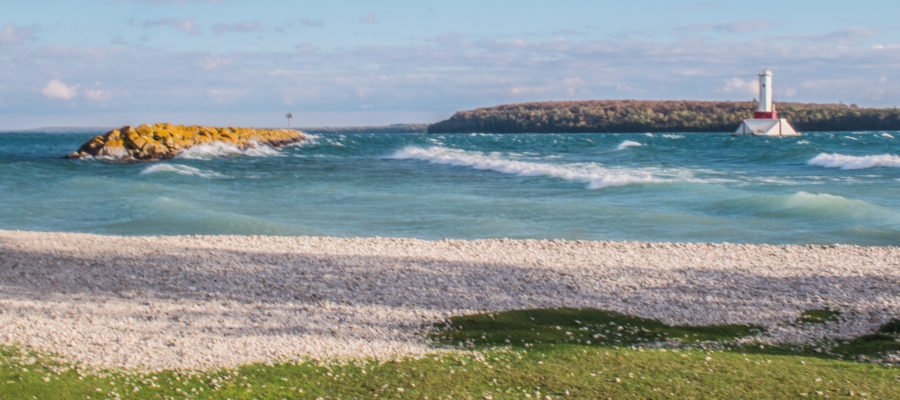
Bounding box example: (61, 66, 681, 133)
(734, 70, 800, 136)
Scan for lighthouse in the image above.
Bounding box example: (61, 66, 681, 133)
(734, 70, 800, 136)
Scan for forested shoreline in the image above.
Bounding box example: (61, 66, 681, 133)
(427, 100, 900, 133)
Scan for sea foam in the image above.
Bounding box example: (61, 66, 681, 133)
(808, 153, 900, 170)
(140, 164, 223, 178)
(175, 141, 281, 159)
(389, 145, 666, 189)
(616, 140, 643, 150)
(285, 133, 323, 147)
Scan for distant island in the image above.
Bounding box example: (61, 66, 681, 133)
(426, 100, 900, 133)
(301, 123, 428, 135)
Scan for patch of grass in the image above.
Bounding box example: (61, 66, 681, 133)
(830, 318, 900, 360)
(431, 307, 762, 349)
(877, 319, 900, 335)
(2, 310, 899, 399)
(797, 309, 842, 324)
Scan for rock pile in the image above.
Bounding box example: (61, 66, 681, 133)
(66, 123, 305, 161)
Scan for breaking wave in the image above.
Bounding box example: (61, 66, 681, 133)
(769, 192, 899, 223)
(175, 142, 281, 159)
(808, 153, 900, 170)
(389, 145, 672, 189)
(139, 164, 224, 178)
(616, 140, 643, 150)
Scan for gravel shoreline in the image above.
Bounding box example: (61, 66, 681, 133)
(1, 230, 898, 370)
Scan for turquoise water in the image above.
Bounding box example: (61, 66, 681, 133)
(1, 130, 899, 245)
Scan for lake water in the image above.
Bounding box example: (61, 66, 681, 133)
(1, 130, 898, 245)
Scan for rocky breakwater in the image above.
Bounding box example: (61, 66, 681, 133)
(66, 123, 305, 161)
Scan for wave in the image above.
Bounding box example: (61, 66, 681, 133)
(139, 164, 224, 178)
(882, 132, 895, 139)
(175, 141, 281, 159)
(721, 191, 900, 225)
(616, 140, 643, 150)
(775, 192, 899, 222)
(808, 153, 900, 170)
(285, 133, 324, 147)
(662, 134, 685, 139)
(388, 145, 675, 189)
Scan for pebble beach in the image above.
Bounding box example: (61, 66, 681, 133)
(1, 230, 898, 370)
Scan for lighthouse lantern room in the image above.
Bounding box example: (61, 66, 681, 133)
(734, 70, 800, 137)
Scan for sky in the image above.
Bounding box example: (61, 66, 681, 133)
(2, 0, 900, 129)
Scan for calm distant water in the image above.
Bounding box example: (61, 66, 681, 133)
(1, 130, 898, 245)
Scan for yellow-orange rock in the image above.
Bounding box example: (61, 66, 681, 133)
(66, 123, 306, 161)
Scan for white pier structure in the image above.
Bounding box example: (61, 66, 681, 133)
(734, 70, 800, 137)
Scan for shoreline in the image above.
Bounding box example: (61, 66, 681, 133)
(1, 229, 898, 370)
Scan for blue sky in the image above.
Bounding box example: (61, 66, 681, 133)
(2, 0, 900, 128)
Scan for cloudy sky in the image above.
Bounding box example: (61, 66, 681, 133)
(2, 0, 899, 129)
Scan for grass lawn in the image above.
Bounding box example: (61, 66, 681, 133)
(2, 308, 898, 399)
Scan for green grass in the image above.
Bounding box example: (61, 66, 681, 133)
(430, 307, 762, 349)
(830, 318, 900, 361)
(2, 308, 899, 399)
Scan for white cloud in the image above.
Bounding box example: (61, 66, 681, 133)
(211, 21, 261, 35)
(872, 42, 900, 51)
(509, 85, 550, 97)
(683, 19, 773, 34)
(207, 88, 247, 103)
(131, 0, 222, 4)
(294, 42, 319, 54)
(777, 28, 879, 46)
(41, 79, 78, 100)
(143, 17, 199, 35)
(6, 24, 900, 119)
(0, 24, 37, 45)
(297, 18, 324, 28)
(720, 78, 758, 97)
(199, 55, 232, 70)
(84, 88, 112, 102)
(360, 13, 377, 25)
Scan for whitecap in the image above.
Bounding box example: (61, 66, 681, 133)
(662, 134, 685, 139)
(615, 140, 643, 150)
(242, 144, 282, 157)
(175, 141, 281, 159)
(388, 145, 677, 189)
(139, 164, 224, 178)
(796, 140, 810, 145)
(285, 133, 323, 148)
(808, 153, 900, 170)
(882, 132, 895, 139)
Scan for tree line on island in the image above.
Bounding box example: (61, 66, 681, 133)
(426, 100, 900, 133)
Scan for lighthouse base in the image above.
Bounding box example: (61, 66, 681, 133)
(733, 118, 800, 137)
